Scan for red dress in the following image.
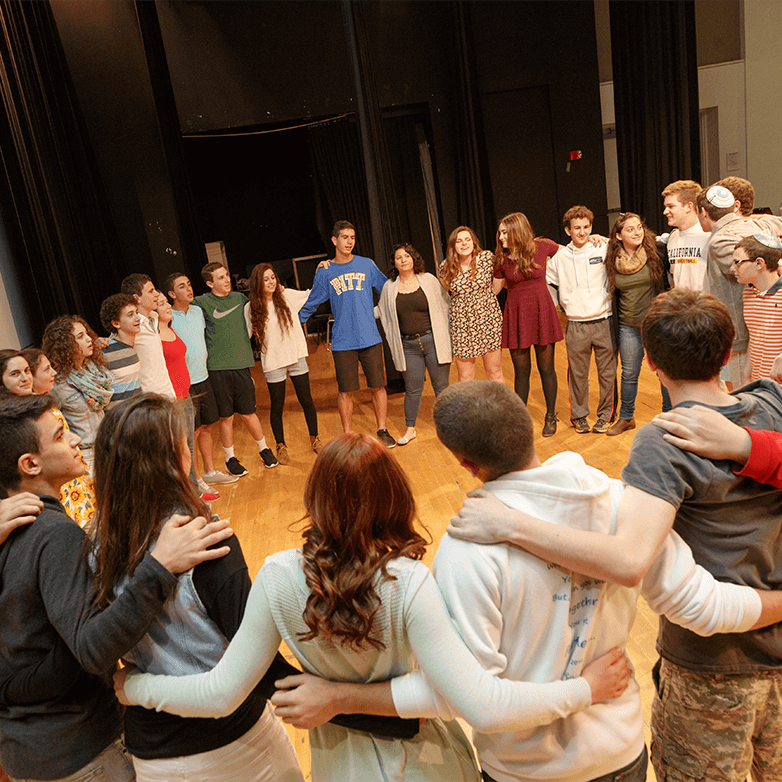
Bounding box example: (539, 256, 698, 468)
(494, 237, 563, 349)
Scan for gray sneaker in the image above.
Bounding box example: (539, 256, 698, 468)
(203, 470, 240, 485)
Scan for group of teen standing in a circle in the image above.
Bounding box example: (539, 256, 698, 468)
(242, 209, 667, 444)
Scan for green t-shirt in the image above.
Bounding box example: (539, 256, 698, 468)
(614, 264, 653, 328)
(193, 292, 254, 371)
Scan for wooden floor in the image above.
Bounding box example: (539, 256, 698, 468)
(214, 330, 666, 781)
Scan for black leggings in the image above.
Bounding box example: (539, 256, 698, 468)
(509, 343, 557, 416)
(266, 373, 318, 445)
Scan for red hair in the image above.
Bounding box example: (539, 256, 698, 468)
(299, 433, 429, 650)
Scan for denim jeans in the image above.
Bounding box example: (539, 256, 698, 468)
(619, 323, 671, 417)
(401, 331, 450, 427)
(11, 738, 135, 782)
(482, 745, 647, 782)
(618, 323, 644, 419)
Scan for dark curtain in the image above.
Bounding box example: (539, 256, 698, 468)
(308, 117, 373, 262)
(610, 0, 700, 229)
(452, 0, 495, 245)
(342, 0, 401, 275)
(135, 1, 207, 283)
(0, 0, 123, 341)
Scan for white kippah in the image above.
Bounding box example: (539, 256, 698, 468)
(754, 232, 782, 250)
(706, 185, 734, 208)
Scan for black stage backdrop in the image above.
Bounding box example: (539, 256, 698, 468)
(610, 0, 701, 228)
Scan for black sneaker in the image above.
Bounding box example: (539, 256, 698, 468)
(376, 429, 396, 448)
(225, 456, 248, 477)
(260, 448, 279, 468)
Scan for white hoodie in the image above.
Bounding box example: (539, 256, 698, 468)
(391, 452, 760, 782)
(546, 243, 611, 321)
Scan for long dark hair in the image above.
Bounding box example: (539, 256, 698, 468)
(299, 433, 429, 650)
(84, 394, 208, 610)
(605, 212, 664, 295)
(248, 264, 293, 353)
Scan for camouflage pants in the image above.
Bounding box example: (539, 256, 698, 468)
(651, 659, 782, 781)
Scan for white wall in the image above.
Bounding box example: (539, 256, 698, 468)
(744, 0, 782, 212)
(698, 60, 747, 180)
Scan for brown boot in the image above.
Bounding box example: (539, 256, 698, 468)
(606, 418, 636, 436)
(542, 413, 558, 437)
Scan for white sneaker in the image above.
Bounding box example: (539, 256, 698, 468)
(203, 469, 240, 485)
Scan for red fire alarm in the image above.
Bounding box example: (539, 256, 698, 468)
(569, 150, 582, 162)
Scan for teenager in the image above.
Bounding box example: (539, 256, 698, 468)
(603, 213, 668, 435)
(660, 180, 709, 291)
(166, 272, 237, 489)
(298, 221, 396, 446)
(547, 206, 616, 433)
(447, 290, 782, 782)
(0, 394, 231, 781)
(116, 432, 635, 781)
(696, 184, 782, 389)
(493, 212, 561, 436)
(438, 226, 503, 383)
(248, 264, 320, 464)
(195, 262, 278, 475)
(80, 393, 302, 781)
(99, 293, 142, 408)
(730, 233, 782, 383)
(120, 274, 176, 399)
(43, 314, 114, 475)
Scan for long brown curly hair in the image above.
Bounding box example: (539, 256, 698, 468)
(41, 315, 106, 378)
(440, 226, 484, 292)
(299, 432, 429, 651)
(83, 394, 209, 610)
(248, 264, 293, 353)
(495, 212, 539, 278)
(605, 212, 664, 295)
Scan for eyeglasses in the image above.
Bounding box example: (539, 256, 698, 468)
(731, 258, 756, 267)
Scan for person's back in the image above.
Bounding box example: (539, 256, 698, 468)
(426, 379, 771, 782)
(623, 379, 782, 669)
(435, 451, 644, 781)
(262, 548, 479, 779)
